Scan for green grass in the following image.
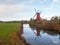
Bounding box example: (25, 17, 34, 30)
(0, 23, 20, 40)
(0, 23, 25, 45)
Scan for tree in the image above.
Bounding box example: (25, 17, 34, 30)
(59, 17, 60, 24)
(54, 16, 58, 21)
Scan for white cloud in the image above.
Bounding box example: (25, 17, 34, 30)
(0, 3, 34, 21)
(40, 0, 48, 2)
(53, 0, 59, 3)
(0, 0, 35, 14)
(0, 0, 15, 4)
(0, 0, 35, 21)
(5, 0, 13, 1)
(0, 0, 35, 4)
(0, 5, 10, 13)
(40, 0, 48, 3)
(45, 0, 60, 11)
(24, 0, 35, 3)
(0, 4, 33, 13)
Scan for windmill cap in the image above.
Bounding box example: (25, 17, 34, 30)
(36, 12, 40, 14)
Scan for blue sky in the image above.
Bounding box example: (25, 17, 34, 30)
(0, 0, 60, 21)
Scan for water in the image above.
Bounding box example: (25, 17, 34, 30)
(22, 24, 60, 45)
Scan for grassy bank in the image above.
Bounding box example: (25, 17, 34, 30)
(0, 23, 20, 45)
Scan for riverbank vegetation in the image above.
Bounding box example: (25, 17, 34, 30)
(0, 23, 26, 45)
(29, 16, 60, 31)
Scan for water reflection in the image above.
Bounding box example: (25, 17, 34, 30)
(36, 28, 40, 36)
(22, 24, 60, 45)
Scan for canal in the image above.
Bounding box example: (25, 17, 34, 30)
(21, 24, 60, 45)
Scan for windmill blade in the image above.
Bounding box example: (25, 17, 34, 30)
(40, 11, 41, 14)
(33, 14, 36, 17)
(34, 8, 36, 12)
(32, 8, 37, 19)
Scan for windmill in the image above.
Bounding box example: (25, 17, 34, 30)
(30, 8, 42, 36)
(33, 8, 41, 17)
(32, 8, 42, 23)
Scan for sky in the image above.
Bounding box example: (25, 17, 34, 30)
(0, 0, 60, 21)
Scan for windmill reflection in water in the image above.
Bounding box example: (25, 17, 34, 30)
(31, 26, 60, 41)
(31, 27, 41, 40)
